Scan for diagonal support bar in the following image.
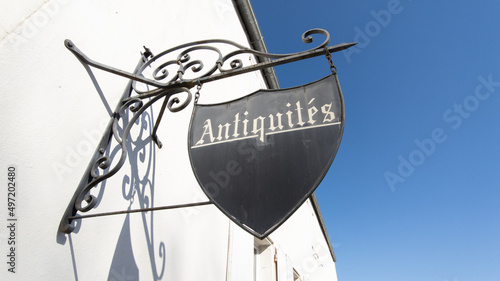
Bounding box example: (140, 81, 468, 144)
(196, 42, 357, 85)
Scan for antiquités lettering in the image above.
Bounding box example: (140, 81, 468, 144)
(192, 98, 339, 148)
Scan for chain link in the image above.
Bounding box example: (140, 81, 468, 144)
(194, 80, 202, 104)
(324, 47, 337, 73)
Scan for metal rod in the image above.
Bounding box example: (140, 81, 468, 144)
(65, 40, 166, 87)
(69, 201, 212, 220)
(65, 39, 357, 92)
(151, 96, 169, 148)
(195, 42, 356, 86)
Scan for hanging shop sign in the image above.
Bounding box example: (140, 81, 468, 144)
(58, 28, 355, 237)
(189, 74, 344, 238)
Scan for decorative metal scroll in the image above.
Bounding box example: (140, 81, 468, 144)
(59, 28, 356, 234)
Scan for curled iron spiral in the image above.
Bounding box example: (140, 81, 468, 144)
(131, 28, 331, 95)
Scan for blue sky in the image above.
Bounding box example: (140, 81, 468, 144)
(252, 1, 500, 280)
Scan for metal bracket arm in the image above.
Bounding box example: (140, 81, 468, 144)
(64, 29, 356, 95)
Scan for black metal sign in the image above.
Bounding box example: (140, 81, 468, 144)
(188, 74, 344, 238)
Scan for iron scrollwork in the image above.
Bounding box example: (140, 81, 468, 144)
(74, 88, 192, 213)
(59, 28, 356, 234)
(65, 28, 355, 96)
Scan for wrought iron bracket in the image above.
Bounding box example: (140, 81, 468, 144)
(58, 28, 356, 234)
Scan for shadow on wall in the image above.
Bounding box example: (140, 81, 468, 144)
(105, 101, 167, 280)
(111, 108, 166, 280)
(107, 215, 139, 281)
(57, 81, 168, 280)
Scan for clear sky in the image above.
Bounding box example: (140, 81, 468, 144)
(252, 1, 500, 280)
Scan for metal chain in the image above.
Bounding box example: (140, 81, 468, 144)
(324, 47, 337, 73)
(194, 80, 202, 104)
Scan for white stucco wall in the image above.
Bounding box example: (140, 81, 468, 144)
(0, 0, 337, 280)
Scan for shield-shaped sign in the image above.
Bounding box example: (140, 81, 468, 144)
(188, 74, 344, 238)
